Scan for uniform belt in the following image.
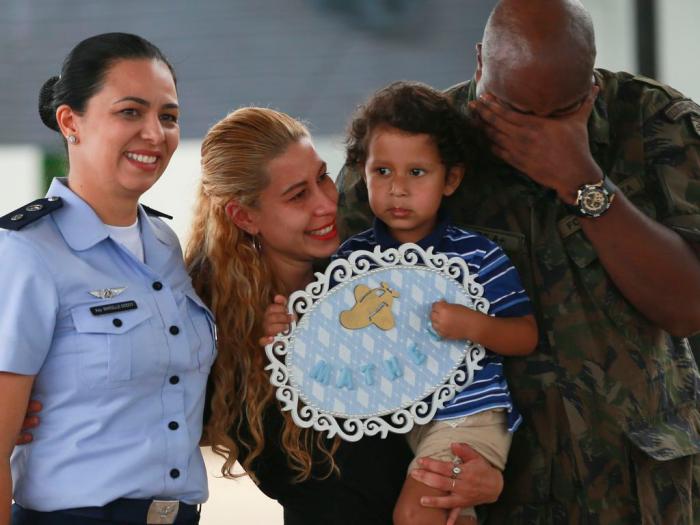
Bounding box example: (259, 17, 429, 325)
(23, 498, 199, 524)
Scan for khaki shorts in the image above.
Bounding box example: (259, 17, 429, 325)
(406, 409, 512, 519)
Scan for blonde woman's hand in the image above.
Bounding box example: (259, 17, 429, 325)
(15, 400, 42, 445)
(258, 295, 293, 346)
(410, 442, 503, 514)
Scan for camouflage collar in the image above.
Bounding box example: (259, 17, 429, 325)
(589, 70, 611, 146)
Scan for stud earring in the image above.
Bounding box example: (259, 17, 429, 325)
(67, 135, 78, 144)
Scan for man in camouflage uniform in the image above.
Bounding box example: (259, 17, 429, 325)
(337, 0, 700, 523)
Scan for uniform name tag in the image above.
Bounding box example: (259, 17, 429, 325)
(90, 300, 138, 316)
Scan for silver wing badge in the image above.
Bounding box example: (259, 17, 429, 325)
(89, 287, 126, 300)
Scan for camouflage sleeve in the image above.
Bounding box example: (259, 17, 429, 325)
(336, 164, 373, 239)
(641, 86, 700, 244)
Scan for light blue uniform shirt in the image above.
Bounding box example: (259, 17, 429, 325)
(0, 178, 216, 511)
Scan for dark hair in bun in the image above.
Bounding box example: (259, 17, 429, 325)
(38, 32, 176, 135)
(38, 76, 62, 131)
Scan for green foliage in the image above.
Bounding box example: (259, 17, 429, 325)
(41, 151, 67, 192)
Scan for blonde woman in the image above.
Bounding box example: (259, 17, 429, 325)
(186, 107, 502, 525)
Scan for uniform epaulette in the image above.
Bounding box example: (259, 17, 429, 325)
(663, 99, 700, 122)
(141, 204, 173, 220)
(0, 197, 63, 231)
(632, 74, 685, 100)
(662, 99, 700, 137)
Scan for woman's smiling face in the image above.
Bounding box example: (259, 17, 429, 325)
(248, 137, 340, 265)
(67, 58, 180, 201)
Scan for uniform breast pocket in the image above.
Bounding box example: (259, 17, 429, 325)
(184, 290, 217, 374)
(71, 301, 165, 387)
(562, 227, 599, 269)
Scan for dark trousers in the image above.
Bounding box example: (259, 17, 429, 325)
(12, 503, 200, 525)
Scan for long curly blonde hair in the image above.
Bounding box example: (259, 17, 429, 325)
(186, 107, 338, 482)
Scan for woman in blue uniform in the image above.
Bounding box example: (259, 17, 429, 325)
(0, 33, 215, 525)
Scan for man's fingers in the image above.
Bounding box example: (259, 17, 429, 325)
(474, 94, 527, 128)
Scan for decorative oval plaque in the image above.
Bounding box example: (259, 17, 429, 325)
(265, 243, 488, 441)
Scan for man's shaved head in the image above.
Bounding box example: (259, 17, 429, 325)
(483, 0, 596, 73)
(477, 0, 597, 117)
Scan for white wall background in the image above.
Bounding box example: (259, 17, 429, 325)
(584, 0, 636, 72)
(658, 0, 700, 101)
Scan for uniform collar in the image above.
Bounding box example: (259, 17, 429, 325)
(48, 178, 110, 251)
(372, 209, 451, 250)
(138, 205, 171, 246)
(138, 205, 173, 271)
(589, 69, 611, 146)
(48, 177, 171, 252)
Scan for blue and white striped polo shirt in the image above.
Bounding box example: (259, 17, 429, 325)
(334, 214, 532, 432)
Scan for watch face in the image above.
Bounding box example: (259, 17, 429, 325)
(581, 187, 609, 215)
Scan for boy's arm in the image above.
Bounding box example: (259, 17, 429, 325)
(431, 301, 538, 356)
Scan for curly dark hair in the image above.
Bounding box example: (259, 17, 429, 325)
(345, 81, 480, 172)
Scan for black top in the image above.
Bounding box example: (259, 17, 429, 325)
(235, 402, 411, 525)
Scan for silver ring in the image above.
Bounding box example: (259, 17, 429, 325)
(451, 465, 462, 477)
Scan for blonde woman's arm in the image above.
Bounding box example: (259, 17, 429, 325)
(0, 373, 35, 525)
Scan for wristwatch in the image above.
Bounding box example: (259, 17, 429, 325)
(568, 176, 616, 218)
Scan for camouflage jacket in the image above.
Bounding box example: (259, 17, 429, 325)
(337, 70, 700, 521)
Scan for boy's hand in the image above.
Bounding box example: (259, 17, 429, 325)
(258, 295, 293, 346)
(430, 300, 471, 340)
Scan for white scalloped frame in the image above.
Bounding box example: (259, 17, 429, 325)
(265, 242, 489, 442)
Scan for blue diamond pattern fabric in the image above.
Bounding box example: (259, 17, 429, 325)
(288, 267, 471, 418)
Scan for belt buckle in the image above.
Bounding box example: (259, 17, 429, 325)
(147, 500, 180, 524)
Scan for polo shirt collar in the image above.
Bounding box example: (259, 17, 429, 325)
(372, 209, 451, 250)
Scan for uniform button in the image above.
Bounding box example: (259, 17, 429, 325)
(168, 421, 179, 430)
(169, 325, 180, 335)
(152, 281, 163, 291)
(169, 375, 180, 385)
(113, 318, 123, 327)
(170, 469, 180, 479)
